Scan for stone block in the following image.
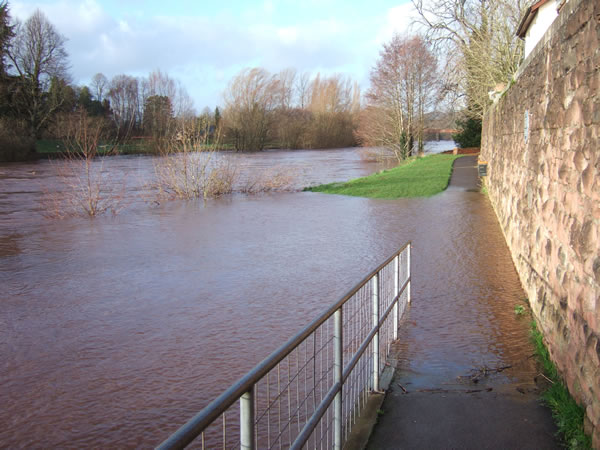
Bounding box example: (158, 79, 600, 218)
(565, 98, 584, 127)
(573, 149, 589, 170)
(594, 258, 600, 284)
(581, 21, 600, 60)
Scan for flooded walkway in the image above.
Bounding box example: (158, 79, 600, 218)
(0, 151, 557, 447)
(366, 156, 559, 448)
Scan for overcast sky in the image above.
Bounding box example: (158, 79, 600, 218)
(10, 0, 417, 111)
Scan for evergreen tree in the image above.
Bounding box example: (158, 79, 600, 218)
(214, 106, 221, 129)
(453, 117, 482, 148)
(0, 0, 14, 77)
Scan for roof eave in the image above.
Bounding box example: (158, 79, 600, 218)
(516, 6, 535, 38)
(516, 0, 554, 38)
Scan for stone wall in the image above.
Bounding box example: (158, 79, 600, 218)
(480, 0, 600, 446)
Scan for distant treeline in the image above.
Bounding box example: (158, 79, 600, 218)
(0, 0, 481, 163)
(0, 3, 363, 161)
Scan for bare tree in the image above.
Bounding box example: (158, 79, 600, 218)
(107, 74, 139, 136)
(295, 71, 311, 109)
(223, 67, 277, 151)
(147, 68, 176, 100)
(272, 107, 310, 149)
(308, 73, 354, 114)
(412, 0, 526, 117)
(273, 68, 297, 110)
(173, 80, 196, 119)
(134, 70, 196, 147)
(356, 34, 439, 160)
(222, 67, 360, 151)
(91, 72, 107, 102)
(44, 108, 126, 217)
(305, 73, 359, 148)
(8, 9, 69, 137)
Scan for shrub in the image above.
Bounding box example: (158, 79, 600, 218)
(453, 117, 482, 148)
(0, 119, 36, 162)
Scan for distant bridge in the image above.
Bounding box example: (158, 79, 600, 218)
(423, 128, 459, 141)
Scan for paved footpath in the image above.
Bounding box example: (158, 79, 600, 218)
(366, 156, 560, 449)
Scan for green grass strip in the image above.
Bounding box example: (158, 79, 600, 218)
(36, 139, 68, 154)
(305, 154, 462, 198)
(530, 321, 592, 449)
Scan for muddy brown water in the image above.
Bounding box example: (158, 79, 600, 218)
(0, 148, 535, 448)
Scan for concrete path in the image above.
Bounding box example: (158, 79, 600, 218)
(365, 156, 560, 449)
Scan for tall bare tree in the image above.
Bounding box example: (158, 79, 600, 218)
(356, 34, 439, 160)
(223, 67, 277, 151)
(272, 68, 297, 110)
(91, 72, 107, 103)
(412, 0, 526, 118)
(223, 67, 360, 150)
(8, 9, 69, 137)
(306, 73, 359, 148)
(107, 74, 139, 136)
(295, 71, 311, 109)
(147, 68, 176, 100)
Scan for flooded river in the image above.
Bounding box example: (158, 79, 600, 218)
(0, 146, 534, 448)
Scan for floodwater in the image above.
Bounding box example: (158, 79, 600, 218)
(422, 139, 455, 154)
(0, 146, 534, 448)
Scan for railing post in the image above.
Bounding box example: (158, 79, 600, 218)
(407, 244, 412, 304)
(372, 272, 379, 392)
(333, 308, 343, 450)
(393, 255, 399, 340)
(240, 389, 255, 450)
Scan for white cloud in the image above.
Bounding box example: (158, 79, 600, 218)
(117, 19, 131, 34)
(375, 3, 421, 45)
(9, 0, 417, 109)
(276, 26, 299, 45)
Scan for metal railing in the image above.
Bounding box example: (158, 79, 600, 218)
(157, 242, 412, 450)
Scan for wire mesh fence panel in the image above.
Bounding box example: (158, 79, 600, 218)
(303, 401, 335, 450)
(158, 243, 412, 450)
(252, 316, 336, 449)
(185, 406, 240, 449)
(341, 339, 374, 441)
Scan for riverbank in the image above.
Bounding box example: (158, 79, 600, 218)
(305, 154, 462, 198)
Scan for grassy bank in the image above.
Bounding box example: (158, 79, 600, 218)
(530, 321, 592, 449)
(305, 154, 462, 198)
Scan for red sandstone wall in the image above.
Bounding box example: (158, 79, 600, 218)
(481, 0, 600, 446)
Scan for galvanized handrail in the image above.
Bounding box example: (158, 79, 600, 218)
(157, 241, 412, 450)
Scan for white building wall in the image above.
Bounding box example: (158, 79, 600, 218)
(524, 1, 559, 57)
